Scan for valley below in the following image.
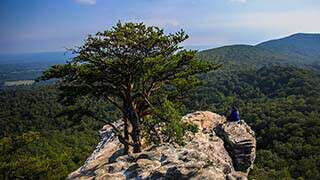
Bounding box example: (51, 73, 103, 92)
(1, 33, 320, 179)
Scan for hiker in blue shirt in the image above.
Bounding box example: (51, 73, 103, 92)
(230, 106, 240, 122)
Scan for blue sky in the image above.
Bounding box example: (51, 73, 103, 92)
(0, 0, 320, 54)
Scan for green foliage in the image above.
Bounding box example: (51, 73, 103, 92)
(0, 130, 98, 179)
(197, 45, 286, 69)
(257, 33, 320, 64)
(1, 26, 320, 180)
(0, 86, 103, 179)
(2, 57, 319, 180)
(39, 22, 217, 152)
(187, 65, 320, 179)
(197, 34, 320, 70)
(184, 123, 199, 134)
(142, 100, 199, 145)
(156, 100, 185, 144)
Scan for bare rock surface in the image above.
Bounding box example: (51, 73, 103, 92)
(214, 121, 256, 175)
(68, 111, 256, 180)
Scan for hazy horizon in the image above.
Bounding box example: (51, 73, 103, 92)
(1, 0, 320, 54)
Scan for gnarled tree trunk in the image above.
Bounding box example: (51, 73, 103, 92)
(124, 102, 141, 153)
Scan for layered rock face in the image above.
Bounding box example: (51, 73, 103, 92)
(68, 111, 256, 180)
(214, 121, 256, 175)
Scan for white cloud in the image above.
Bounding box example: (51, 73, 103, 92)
(175, 7, 320, 47)
(222, 9, 320, 35)
(230, 0, 247, 3)
(127, 17, 181, 29)
(74, 0, 96, 5)
(145, 18, 180, 28)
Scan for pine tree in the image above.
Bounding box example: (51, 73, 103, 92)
(39, 22, 218, 153)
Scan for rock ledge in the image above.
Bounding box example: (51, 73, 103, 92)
(68, 111, 256, 180)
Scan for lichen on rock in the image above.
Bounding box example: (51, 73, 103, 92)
(68, 111, 256, 180)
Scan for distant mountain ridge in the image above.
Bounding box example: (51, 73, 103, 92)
(1, 33, 319, 66)
(0, 52, 71, 86)
(198, 45, 286, 67)
(257, 33, 320, 63)
(198, 33, 320, 68)
(0, 51, 70, 65)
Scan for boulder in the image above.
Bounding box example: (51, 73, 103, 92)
(214, 120, 256, 175)
(68, 111, 256, 180)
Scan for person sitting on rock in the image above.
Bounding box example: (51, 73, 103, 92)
(229, 106, 240, 122)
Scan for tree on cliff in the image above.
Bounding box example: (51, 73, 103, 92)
(39, 22, 218, 153)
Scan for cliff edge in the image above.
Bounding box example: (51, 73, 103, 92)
(68, 111, 256, 180)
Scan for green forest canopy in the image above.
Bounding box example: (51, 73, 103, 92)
(1, 26, 320, 179)
(1, 64, 319, 179)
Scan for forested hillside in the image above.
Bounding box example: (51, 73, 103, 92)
(198, 45, 286, 67)
(199, 33, 320, 70)
(2, 33, 320, 87)
(188, 65, 320, 179)
(1, 65, 319, 179)
(1, 33, 320, 179)
(0, 86, 120, 179)
(258, 33, 320, 63)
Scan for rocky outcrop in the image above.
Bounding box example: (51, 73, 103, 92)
(214, 121, 256, 177)
(68, 111, 256, 180)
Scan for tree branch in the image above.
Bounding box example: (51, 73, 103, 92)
(90, 115, 134, 146)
